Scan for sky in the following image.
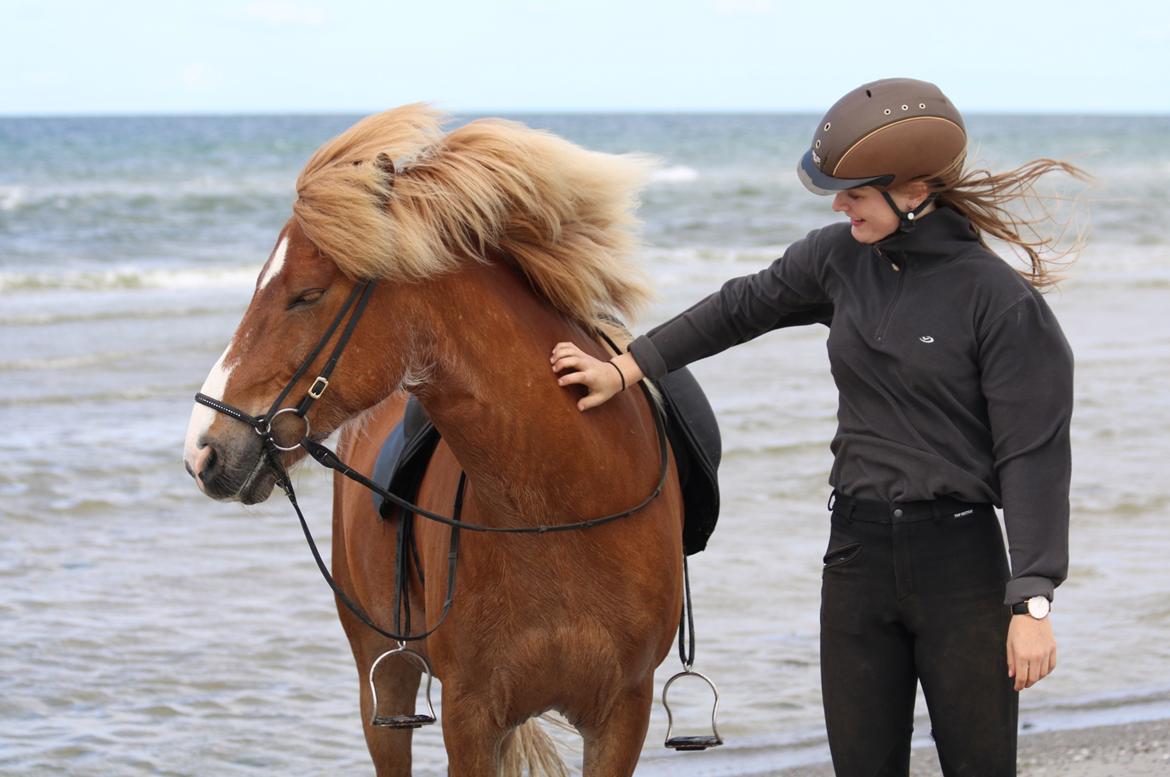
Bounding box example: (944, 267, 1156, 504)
(2, 0, 1168, 116)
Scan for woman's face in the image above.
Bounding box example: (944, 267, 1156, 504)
(831, 184, 928, 244)
(831, 186, 899, 243)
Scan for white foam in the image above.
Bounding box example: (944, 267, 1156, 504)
(0, 185, 26, 211)
(650, 165, 700, 184)
(0, 175, 290, 213)
(0, 265, 258, 293)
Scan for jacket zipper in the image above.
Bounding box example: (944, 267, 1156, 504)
(874, 255, 904, 343)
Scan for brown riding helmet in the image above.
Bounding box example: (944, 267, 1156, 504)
(798, 78, 967, 196)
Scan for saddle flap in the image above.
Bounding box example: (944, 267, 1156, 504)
(652, 366, 722, 555)
(371, 396, 442, 519)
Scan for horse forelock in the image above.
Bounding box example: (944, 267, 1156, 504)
(291, 104, 656, 328)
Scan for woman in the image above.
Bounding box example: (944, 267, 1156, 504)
(550, 78, 1081, 776)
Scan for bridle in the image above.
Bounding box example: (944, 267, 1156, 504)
(192, 278, 672, 642)
(195, 279, 378, 452)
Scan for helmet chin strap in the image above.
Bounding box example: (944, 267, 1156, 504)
(881, 191, 936, 233)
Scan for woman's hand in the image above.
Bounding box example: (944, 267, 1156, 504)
(1006, 615, 1057, 691)
(550, 342, 643, 411)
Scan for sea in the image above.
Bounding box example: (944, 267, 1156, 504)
(2, 112, 1168, 775)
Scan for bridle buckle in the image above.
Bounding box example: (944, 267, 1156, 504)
(308, 376, 329, 399)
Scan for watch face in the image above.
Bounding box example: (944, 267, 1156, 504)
(1027, 597, 1050, 619)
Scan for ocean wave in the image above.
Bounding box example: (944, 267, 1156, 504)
(0, 386, 162, 404)
(649, 165, 700, 184)
(0, 185, 27, 212)
(0, 304, 229, 327)
(0, 351, 144, 371)
(0, 265, 258, 293)
(0, 176, 291, 213)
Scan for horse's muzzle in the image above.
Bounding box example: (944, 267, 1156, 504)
(187, 432, 279, 504)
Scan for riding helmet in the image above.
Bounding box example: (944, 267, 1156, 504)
(797, 78, 967, 196)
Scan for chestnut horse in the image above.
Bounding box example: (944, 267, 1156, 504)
(183, 105, 684, 775)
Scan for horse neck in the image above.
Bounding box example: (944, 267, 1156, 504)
(390, 260, 655, 523)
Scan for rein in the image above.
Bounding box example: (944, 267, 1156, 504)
(193, 279, 671, 641)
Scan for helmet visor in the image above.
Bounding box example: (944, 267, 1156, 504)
(797, 149, 894, 196)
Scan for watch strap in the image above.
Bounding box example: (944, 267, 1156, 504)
(1012, 596, 1051, 618)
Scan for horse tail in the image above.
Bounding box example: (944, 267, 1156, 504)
(499, 716, 569, 777)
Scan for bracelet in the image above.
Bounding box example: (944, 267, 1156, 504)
(609, 360, 626, 392)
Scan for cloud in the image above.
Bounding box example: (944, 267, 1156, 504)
(238, 1, 328, 26)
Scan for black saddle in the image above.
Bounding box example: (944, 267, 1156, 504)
(371, 398, 443, 523)
(371, 367, 722, 554)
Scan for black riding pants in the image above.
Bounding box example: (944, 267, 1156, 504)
(820, 493, 1018, 777)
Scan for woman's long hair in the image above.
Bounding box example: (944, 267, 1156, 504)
(928, 155, 1092, 289)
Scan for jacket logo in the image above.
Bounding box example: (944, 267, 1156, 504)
(918, 335, 935, 343)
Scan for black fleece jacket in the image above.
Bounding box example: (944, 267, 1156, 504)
(628, 206, 1073, 605)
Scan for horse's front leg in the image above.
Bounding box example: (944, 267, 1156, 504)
(579, 676, 654, 777)
(439, 678, 509, 776)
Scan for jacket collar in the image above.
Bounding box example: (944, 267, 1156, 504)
(872, 205, 980, 262)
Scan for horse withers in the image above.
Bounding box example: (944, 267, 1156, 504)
(182, 106, 688, 776)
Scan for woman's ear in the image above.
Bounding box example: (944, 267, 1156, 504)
(903, 180, 930, 209)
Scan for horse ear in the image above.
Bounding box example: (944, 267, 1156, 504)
(375, 153, 396, 179)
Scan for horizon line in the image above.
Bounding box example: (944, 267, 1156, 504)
(2, 106, 1168, 120)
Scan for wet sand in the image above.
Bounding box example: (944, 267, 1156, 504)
(768, 718, 1170, 776)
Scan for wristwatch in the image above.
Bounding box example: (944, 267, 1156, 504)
(1011, 596, 1051, 619)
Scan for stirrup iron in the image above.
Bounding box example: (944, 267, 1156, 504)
(368, 643, 437, 729)
(663, 555, 723, 751)
(662, 666, 723, 751)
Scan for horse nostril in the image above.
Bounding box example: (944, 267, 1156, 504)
(194, 442, 220, 484)
(203, 446, 218, 480)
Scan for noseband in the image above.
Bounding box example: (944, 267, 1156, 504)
(191, 279, 671, 643)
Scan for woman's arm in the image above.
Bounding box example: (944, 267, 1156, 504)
(979, 289, 1074, 691)
(551, 230, 832, 411)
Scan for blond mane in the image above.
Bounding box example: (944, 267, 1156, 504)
(292, 104, 655, 326)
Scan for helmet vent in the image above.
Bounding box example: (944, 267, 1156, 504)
(901, 104, 909, 111)
(824, 122, 831, 131)
(919, 102, 926, 109)
(883, 108, 892, 115)
(866, 89, 872, 98)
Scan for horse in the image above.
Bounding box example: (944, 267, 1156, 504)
(182, 105, 685, 775)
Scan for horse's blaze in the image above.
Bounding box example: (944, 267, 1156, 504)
(184, 231, 290, 484)
(257, 235, 289, 291)
(183, 341, 236, 483)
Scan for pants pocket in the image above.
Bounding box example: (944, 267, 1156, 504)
(823, 540, 863, 569)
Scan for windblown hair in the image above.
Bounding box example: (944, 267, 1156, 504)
(292, 104, 655, 326)
(928, 155, 1092, 289)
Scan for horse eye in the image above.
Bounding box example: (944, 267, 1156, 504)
(287, 288, 325, 310)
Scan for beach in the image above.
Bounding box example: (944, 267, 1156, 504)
(770, 719, 1170, 776)
(2, 112, 1169, 775)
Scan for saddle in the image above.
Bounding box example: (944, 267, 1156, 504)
(371, 367, 722, 555)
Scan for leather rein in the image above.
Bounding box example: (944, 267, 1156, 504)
(193, 279, 672, 642)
